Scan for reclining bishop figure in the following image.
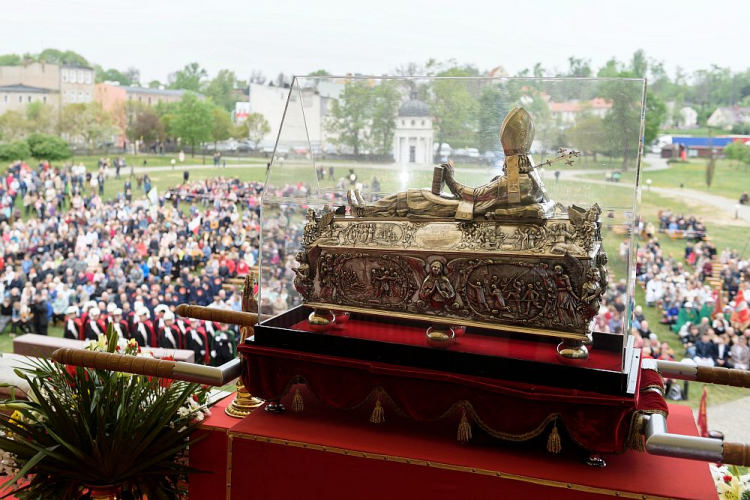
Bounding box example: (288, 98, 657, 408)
(347, 106, 562, 221)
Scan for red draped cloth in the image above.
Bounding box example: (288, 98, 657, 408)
(239, 343, 667, 453)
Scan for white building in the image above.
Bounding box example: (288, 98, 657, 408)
(393, 94, 433, 164)
(707, 106, 750, 130)
(665, 102, 698, 129)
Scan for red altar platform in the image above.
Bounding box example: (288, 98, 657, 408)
(189, 390, 716, 500)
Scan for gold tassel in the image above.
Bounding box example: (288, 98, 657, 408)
(370, 398, 385, 424)
(625, 412, 645, 452)
(547, 420, 562, 454)
(291, 389, 304, 413)
(457, 410, 472, 444)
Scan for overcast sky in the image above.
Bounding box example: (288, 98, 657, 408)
(3, 0, 748, 83)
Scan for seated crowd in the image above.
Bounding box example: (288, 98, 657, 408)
(0, 159, 313, 365)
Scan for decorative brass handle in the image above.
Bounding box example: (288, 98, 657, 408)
(175, 304, 258, 327)
(724, 442, 750, 467)
(51, 348, 243, 386)
(52, 348, 176, 378)
(695, 365, 750, 388)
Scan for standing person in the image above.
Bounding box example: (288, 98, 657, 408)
(115, 158, 121, 179)
(183, 170, 189, 183)
(97, 172, 105, 196)
(63, 306, 81, 340)
(32, 293, 50, 336)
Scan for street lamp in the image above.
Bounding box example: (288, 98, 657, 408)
(646, 179, 652, 191)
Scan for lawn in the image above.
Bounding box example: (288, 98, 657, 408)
(9, 156, 750, 410)
(67, 153, 268, 172)
(582, 159, 750, 202)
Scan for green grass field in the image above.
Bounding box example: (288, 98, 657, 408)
(582, 159, 750, 202)
(7, 156, 750, 409)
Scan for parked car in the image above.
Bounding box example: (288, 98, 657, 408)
(466, 148, 480, 158)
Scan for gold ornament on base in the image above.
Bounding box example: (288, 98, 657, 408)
(226, 273, 265, 418)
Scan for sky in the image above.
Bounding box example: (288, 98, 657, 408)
(2, 0, 748, 83)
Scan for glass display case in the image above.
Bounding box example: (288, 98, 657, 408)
(254, 76, 645, 394)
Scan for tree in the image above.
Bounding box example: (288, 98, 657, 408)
(26, 133, 72, 161)
(60, 102, 120, 149)
(429, 65, 480, 149)
(597, 58, 621, 78)
(0, 111, 30, 141)
(37, 49, 89, 67)
(168, 63, 207, 92)
(326, 80, 372, 155)
(644, 92, 667, 145)
(205, 70, 239, 111)
(99, 68, 131, 85)
(171, 93, 213, 156)
(0, 141, 31, 161)
(25, 102, 55, 134)
(600, 79, 643, 169)
(249, 71, 266, 84)
(0, 54, 22, 66)
(242, 113, 271, 148)
(308, 69, 331, 77)
(148, 80, 162, 89)
(368, 80, 401, 155)
(124, 67, 140, 85)
(567, 57, 592, 77)
(630, 50, 648, 78)
(210, 106, 234, 147)
(127, 105, 164, 144)
(565, 115, 606, 164)
(723, 141, 750, 167)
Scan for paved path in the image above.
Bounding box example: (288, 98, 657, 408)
(693, 394, 750, 443)
(560, 154, 750, 225)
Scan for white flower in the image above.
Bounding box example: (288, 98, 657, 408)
(177, 407, 190, 418)
(178, 426, 187, 433)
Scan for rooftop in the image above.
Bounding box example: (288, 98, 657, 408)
(0, 84, 52, 94)
(124, 86, 203, 98)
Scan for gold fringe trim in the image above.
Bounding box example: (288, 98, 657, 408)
(546, 420, 562, 454)
(291, 388, 304, 413)
(370, 398, 385, 424)
(457, 410, 472, 444)
(625, 412, 645, 452)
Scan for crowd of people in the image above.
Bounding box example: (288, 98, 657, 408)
(0, 159, 310, 365)
(1, 157, 749, 384)
(596, 213, 750, 395)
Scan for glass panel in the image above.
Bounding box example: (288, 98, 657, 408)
(258, 78, 324, 316)
(258, 76, 645, 368)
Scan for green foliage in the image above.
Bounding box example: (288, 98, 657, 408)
(205, 69, 240, 112)
(567, 57, 592, 77)
(148, 80, 162, 89)
(644, 92, 667, 145)
(0, 54, 22, 66)
(600, 79, 644, 169)
(169, 62, 207, 92)
(724, 141, 750, 166)
(26, 133, 72, 161)
(24, 102, 55, 134)
(566, 115, 607, 162)
(210, 106, 234, 143)
(327, 81, 372, 155)
(0, 350, 207, 499)
(0, 141, 31, 161)
(98, 68, 132, 86)
(171, 93, 213, 155)
(127, 105, 164, 143)
(308, 69, 331, 77)
(429, 65, 480, 149)
(60, 102, 120, 148)
(0, 111, 31, 142)
(368, 80, 401, 155)
(240, 113, 271, 147)
(36, 48, 89, 67)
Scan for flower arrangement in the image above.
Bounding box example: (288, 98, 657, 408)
(0, 326, 211, 499)
(710, 464, 750, 500)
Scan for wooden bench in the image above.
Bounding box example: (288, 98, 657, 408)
(13, 334, 195, 363)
